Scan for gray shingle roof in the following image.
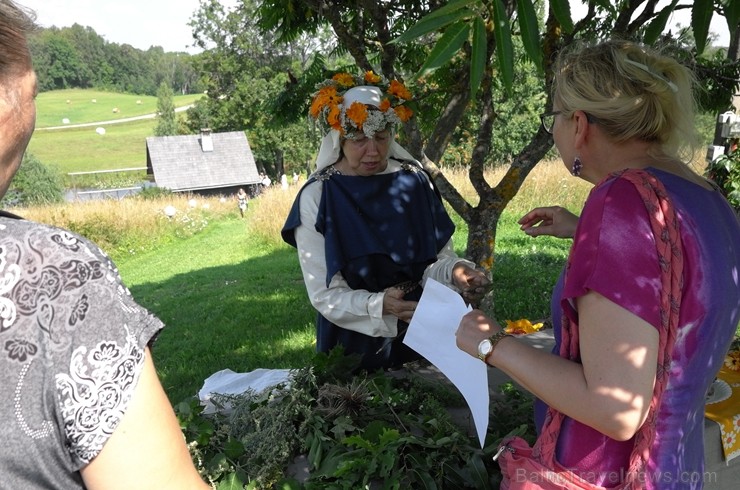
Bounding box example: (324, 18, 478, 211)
(146, 131, 261, 192)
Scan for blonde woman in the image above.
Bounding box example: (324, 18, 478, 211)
(457, 40, 740, 487)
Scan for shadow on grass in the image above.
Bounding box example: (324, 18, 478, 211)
(128, 246, 316, 404)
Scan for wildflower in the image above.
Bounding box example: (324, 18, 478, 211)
(332, 72, 355, 87)
(310, 85, 342, 118)
(724, 350, 740, 371)
(346, 101, 368, 129)
(394, 105, 414, 122)
(364, 71, 382, 84)
(504, 318, 545, 335)
(388, 79, 412, 101)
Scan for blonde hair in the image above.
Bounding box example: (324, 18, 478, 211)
(552, 39, 700, 163)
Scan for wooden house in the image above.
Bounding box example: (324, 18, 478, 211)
(146, 129, 261, 196)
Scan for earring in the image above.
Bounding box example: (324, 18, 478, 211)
(571, 157, 582, 177)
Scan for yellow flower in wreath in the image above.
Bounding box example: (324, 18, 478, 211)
(364, 70, 382, 84)
(388, 79, 412, 101)
(346, 101, 368, 129)
(310, 85, 341, 118)
(394, 105, 414, 123)
(332, 72, 355, 88)
(327, 104, 342, 133)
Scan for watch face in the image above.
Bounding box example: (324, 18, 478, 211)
(478, 339, 492, 358)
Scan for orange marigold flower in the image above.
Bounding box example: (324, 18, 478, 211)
(504, 319, 544, 335)
(327, 104, 342, 132)
(379, 98, 391, 111)
(346, 101, 368, 128)
(310, 86, 341, 118)
(388, 79, 412, 100)
(332, 72, 355, 88)
(394, 105, 413, 122)
(364, 71, 381, 84)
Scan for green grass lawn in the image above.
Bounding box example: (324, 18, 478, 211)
(117, 214, 319, 403)
(35, 88, 201, 128)
(28, 88, 202, 174)
(28, 119, 155, 173)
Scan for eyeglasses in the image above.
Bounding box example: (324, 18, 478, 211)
(540, 111, 562, 134)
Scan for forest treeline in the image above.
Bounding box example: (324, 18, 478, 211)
(29, 24, 202, 96)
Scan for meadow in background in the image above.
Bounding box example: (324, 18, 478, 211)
(28, 89, 201, 177)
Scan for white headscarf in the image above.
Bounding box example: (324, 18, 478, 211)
(314, 85, 418, 171)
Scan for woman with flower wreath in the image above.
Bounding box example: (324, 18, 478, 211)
(282, 71, 490, 371)
(456, 40, 740, 488)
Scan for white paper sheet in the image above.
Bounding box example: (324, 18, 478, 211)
(402, 279, 489, 447)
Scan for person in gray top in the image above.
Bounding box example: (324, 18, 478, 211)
(0, 1, 209, 488)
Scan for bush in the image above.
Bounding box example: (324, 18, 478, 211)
(705, 150, 740, 212)
(135, 185, 173, 200)
(2, 153, 64, 207)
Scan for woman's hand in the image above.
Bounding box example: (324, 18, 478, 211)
(456, 309, 501, 358)
(452, 264, 491, 306)
(382, 287, 418, 323)
(518, 206, 579, 238)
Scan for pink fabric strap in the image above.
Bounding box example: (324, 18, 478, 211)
(534, 168, 684, 487)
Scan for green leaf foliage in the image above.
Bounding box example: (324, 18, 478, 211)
(154, 81, 178, 136)
(417, 21, 471, 78)
(492, 0, 514, 93)
(550, 0, 574, 33)
(1, 153, 64, 207)
(392, 2, 476, 44)
(176, 349, 538, 488)
(706, 151, 740, 212)
(725, 0, 740, 39)
(691, 0, 714, 54)
(515, 0, 543, 70)
(643, 0, 679, 46)
(470, 16, 487, 97)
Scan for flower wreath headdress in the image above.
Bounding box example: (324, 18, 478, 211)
(309, 70, 414, 139)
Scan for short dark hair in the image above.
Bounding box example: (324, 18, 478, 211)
(0, 0, 36, 76)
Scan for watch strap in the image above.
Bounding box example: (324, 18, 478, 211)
(484, 330, 510, 363)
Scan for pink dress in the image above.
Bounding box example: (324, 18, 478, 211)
(535, 168, 740, 488)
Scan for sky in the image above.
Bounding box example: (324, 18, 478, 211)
(19, 0, 732, 54)
(21, 0, 239, 54)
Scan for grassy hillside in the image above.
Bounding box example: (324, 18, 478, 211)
(28, 89, 203, 176)
(34, 88, 202, 128)
(29, 119, 155, 173)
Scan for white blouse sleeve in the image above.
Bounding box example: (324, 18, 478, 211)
(294, 181, 398, 337)
(422, 239, 477, 291)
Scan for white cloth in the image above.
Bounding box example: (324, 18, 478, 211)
(198, 368, 292, 415)
(315, 131, 418, 171)
(344, 85, 382, 107)
(294, 159, 476, 337)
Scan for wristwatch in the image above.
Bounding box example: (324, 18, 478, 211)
(477, 330, 510, 363)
